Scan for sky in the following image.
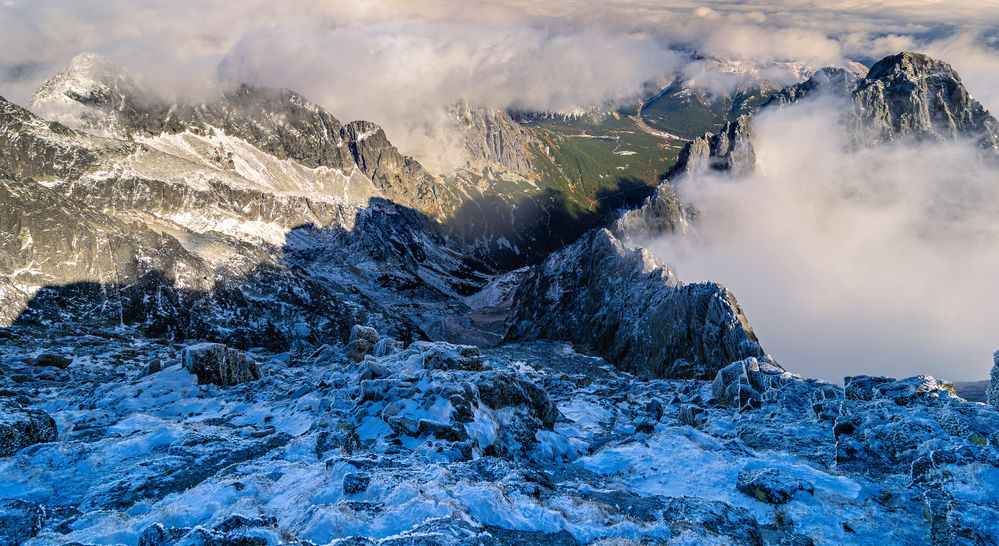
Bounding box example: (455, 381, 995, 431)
(1, 1, 998, 380)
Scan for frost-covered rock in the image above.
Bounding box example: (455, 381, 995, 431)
(347, 325, 381, 362)
(353, 341, 558, 461)
(0, 499, 45, 545)
(137, 514, 279, 546)
(736, 468, 814, 505)
(507, 229, 766, 379)
(834, 375, 999, 478)
(987, 350, 999, 411)
(181, 343, 260, 386)
(711, 357, 799, 411)
(413, 341, 484, 371)
(0, 401, 57, 456)
(844, 374, 957, 405)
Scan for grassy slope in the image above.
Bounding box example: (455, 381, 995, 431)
(641, 86, 773, 140)
(521, 111, 683, 213)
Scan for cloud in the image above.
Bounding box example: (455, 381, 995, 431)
(2, 1, 998, 169)
(645, 96, 999, 382)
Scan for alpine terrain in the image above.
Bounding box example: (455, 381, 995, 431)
(1, 46, 998, 546)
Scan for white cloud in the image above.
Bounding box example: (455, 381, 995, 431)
(646, 96, 999, 382)
(2, 1, 997, 163)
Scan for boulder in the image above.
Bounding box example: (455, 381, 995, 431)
(181, 343, 260, 386)
(347, 325, 380, 362)
(29, 353, 73, 369)
(987, 351, 999, 411)
(0, 401, 58, 456)
(712, 358, 789, 411)
(414, 341, 484, 371)
(737, 468, 814, 505)
(678, 404, 708, 428)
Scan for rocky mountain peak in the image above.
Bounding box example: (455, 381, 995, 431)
(864, 51, 953, 83)
(28, 53, 141, 135)
(854, 51, 999, 148)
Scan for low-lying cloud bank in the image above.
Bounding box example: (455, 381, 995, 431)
(2, 1, 998, 169)
(646, 97, 999, 382)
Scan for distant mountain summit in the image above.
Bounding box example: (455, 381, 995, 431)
(617, 51, 999, 239)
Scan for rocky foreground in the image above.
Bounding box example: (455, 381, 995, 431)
(2, 327, 998, 545)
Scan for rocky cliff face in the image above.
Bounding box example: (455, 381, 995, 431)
(613, 114, 752, 240)
(0, 96, 126, 180)
(853, 52, 999, 150)
(506, 229, 765, 379)
(450, 101, 540, 176)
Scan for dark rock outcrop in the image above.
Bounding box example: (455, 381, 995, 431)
(0, 401, 58, 456)
(506, 229, 765, 379)
(669, 114, 756, 178)
(987, 350, 999, 411)
(181, 343, 261, 386)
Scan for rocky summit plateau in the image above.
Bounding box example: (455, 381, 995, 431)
(0, 46, 998, 546)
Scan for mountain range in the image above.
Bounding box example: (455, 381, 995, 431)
(1, 51, 998, 545)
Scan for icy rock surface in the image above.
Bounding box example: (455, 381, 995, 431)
(0, 499, 46, 545)
(0, 329, 994, 544)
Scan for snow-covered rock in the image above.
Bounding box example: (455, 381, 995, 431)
(347, 325, 381, 362)
(736, 468, 814, 505)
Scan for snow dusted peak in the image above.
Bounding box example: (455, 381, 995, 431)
(855, 51, 999, 148)
(31, 53, 135, 108)
(865, 51, 955, 82)
(28, 52, 141, 136)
